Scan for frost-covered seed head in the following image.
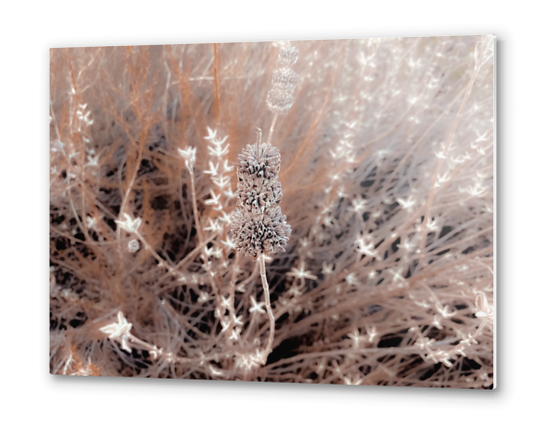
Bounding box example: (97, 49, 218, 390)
(272, 68, 300, 90)
(278, 44, 299, 65)
(266, 89, 294, 114)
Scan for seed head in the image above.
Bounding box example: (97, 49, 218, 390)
(231, 207, 291, 259)
(237, 142, 281, 186)
(272, 68, 300, 91)
(278, 44, 299, 66)
(232, 136, 290, 259)
(266, 89, 294, 115)
(237, 180, 283, 215)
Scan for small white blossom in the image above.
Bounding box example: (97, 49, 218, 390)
(322, 262, 334, 275)
(221, 235, 237, 252)
(204, 218, 222, 232)
(367, 326, 377, 343)
(350, 196, 366, 213)
(212, 176, 231, 189)
(356, 236, 378, 258)
(229, 327, 241, 341)
(287, 262, 318, 280)
(204, 161, 219, 177)
(197, 292, 210, 303)
(347, 329, 365, 349)
(86, 216, 97, 230)
(204, 127, 217, 141)
(475, 292, 494, 319)
(398, 195, 415, 209)
(209, 144, 229, 157)
(223, 160, 234, 173)
(346, 273, 357, 286)
(204, 190, 221, 207)
(99, 312, 132, 352)
(343, 374, 363, 385)
(115, 213, 141, 233)
(249, 296, 265, 314)
(179, 146, 196, 173)
(235, 349, 265, 370)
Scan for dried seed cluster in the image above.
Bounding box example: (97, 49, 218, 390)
(272, 68, 300, 91)
(266, 42, 299, 115)
(232, 142, 291, 258)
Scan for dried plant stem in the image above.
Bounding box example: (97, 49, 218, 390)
(418, 63, 481, 266)
(266, 113, 278, 145)
(255, 127, 262, 158)
(135, 232, 178, 275)
(259, 254, 275, 360)
(156, 232, 219, 290)
(188, 169, 218, 296)
(213, 43, 220, 129)
(116, 139, 146, 252)
(229, 252, 239, 305)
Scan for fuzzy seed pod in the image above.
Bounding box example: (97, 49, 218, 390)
(266, 89, 294, 115)
(278, 44, 299, 66)
(231, 207, 291, 258)
(237, 180, 283, 215)
(232, 137, 290, 259)
(272, 68, 300, 91)
(237, 142, 281, 186)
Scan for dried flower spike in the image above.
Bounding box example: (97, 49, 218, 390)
(232, 131, 290, 259)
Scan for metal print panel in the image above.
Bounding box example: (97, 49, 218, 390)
(50, 36, 495, 388)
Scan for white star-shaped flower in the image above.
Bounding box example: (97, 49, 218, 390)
(223, 159, 234, 173)
(355, 237, 378, 258)
(204, 127, 217, 141)
(249, 296, 265, 314)
(204, 161, 219, 177)
(179, 146, 196, 173)
(209, 144, 229, 157)
(204, 190, 221, 207)
(99, 312, 133, 352)
(221, 235, 237, 252)
(398, 195, 415, 209)
(286, 262, 318, 280)
(86, 216, 97, 230)
(322, 262, 334, 275)
(115, 213, 141, 233)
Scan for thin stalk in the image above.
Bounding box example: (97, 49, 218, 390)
(255, 127, 262, 157)
(229, 252, 240, 309)
(213, 43, 220, 130)
(266, 113, 278, 145)
(135, 232, 180, 277)
(156, 232, 219, 290)
(188, 169, 218, 297)
(418, 59, 482, 266)
(259, 254, 275, 360)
